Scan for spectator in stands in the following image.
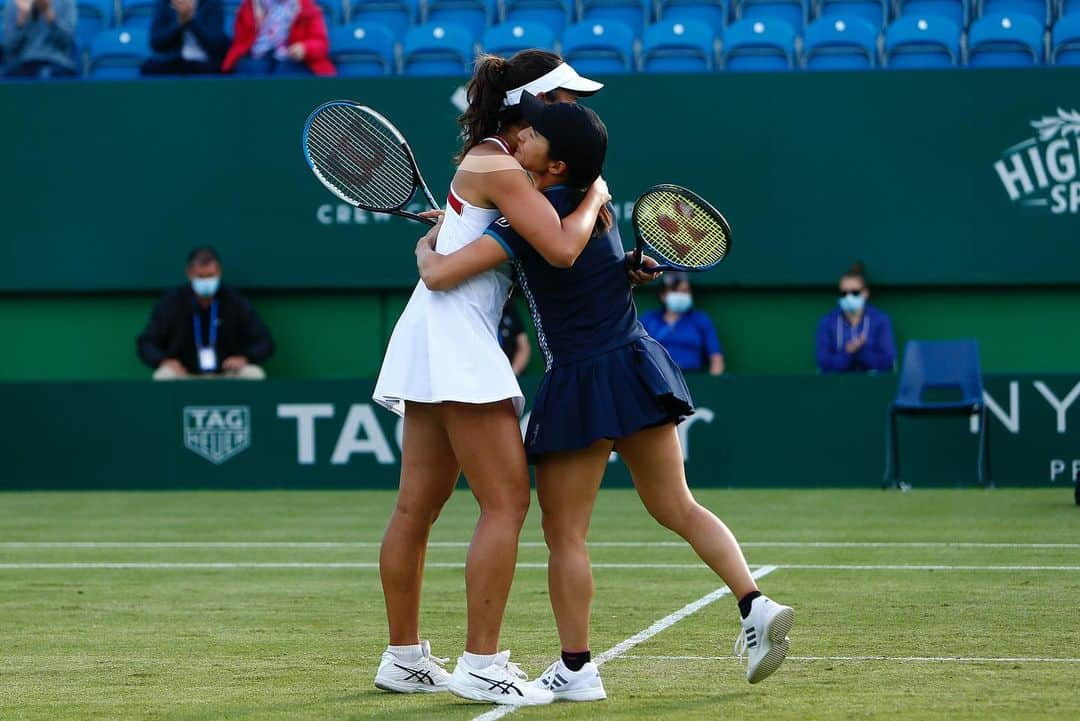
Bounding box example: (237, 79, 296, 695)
(141, 0, 229, 75)
(816, 262, 896, 373)
(640, 272, 725, 375)
(137, 247, 274, 380)
(221, 0, 334, 76)
(2, 0, 77, 78)
(499, 299, 530, 376)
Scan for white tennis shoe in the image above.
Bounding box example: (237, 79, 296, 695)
(532, 659, 607, 702)
(734, 595, 794, 684)
(374, 640, 452, 693)
(448, 651, 554, 706)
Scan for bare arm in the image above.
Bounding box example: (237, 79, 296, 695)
(484, 170, 609, 269)
(415, 225, 509, 291)
(511, 334, 531, 375)
(709, 354, 724, 376)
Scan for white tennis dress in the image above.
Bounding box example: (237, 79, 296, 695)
(373, 138, 524, 417)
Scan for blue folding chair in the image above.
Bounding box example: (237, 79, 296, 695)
(734, 0, 806, 31)
(120, 0, 157, 28)
(722, 17, 797, 69)
(579, 0, 651, 37)
(482, 22, 557, 55)
(88, 28, 150, 79)
(1051, 12, 1080, 64)
(330, 22, 396, 75)
(967, 13, 1044, 66)
(802, 16, 878, 68)
(816, 0, 887, 28)
(425, 0, 497, 40)
(502, 0, 572, 34)
(893, 0, 965, 28)
(657, 0, 727, 35)
(561, 20, 637, 73)
(884, 340, 991, 487)
(885, 15, 961, 67)
(76, 0, 114, 54)
(641, 19, 716, 71)
(402, 22, 475, 75)
(977, 0, 1048, 26)
(350, 0, 419, 37)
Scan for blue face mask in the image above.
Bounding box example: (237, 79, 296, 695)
(191, 276, 220, 298)
(664, 291, 692, 314)
(838, 293, 866, 315)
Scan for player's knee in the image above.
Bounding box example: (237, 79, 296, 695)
(646, 498, 696, 533)
(541, 514, 588, 552)
(479, 491, 530, 526)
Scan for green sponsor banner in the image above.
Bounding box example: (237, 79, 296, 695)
(3, 70, 1080, 292)
(2, 375, 1077, 490)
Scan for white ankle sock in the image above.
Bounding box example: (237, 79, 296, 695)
(463, 651, 497, 669)
(388, 643, 423, 661)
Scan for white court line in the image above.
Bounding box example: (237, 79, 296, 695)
(470, 565, 779, 721)
(3, 563, 1080, 571)
(2, 541, 1079, 549)
(619, 654, 1080, 664)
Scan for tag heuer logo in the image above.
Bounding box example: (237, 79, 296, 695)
(183, 406, 251, 464)
(995, 107, 1080, 214)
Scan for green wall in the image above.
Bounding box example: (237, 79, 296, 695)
(3, 286, 1079, 380)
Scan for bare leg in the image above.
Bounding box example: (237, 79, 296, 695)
(535, 440, 611, 652)
(441, 400, 532, 654)
(616, 423, 758, 600)
(380, 402, 459, 645)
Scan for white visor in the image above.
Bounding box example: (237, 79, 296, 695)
(502, 63, 604, 108)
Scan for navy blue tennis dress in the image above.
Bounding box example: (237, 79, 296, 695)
(485, 185, 694, 463)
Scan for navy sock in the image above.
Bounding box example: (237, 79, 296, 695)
(738, 591, 762, 619)
(561, 650, 591, 672)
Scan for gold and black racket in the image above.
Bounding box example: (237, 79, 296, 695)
(631, 184, 732, 272)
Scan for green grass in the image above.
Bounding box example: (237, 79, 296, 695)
(1, 489, 1078, 720)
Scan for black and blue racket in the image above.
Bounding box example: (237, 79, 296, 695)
(631, 184, 732, 272)
(302, 100, 439, 225)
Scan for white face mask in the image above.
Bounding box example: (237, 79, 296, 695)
(191, 276, 220, 298)
(838, 293, 866, 315)
(664, 291, 692, 314)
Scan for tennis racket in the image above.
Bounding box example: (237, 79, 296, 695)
(303, 100, 440, 225)
(631, 184, 732, 273)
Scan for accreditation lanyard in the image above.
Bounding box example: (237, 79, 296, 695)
(193, 301, 219, 372)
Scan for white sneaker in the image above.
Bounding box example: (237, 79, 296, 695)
(734, 596, 794, 684)
(447, 651, 555, 706)
(374, 640, 452, 693)
(532, 659, 607, 702)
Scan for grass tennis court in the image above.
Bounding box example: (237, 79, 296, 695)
(2, 488, 1077, 721)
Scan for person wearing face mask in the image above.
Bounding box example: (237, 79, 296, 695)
(815, 262, 896, 374)
(639, 273, 725, 375)
(137, 247, 274, 380)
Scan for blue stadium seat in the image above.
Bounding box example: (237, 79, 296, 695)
(885, 15, 960, 67)
(224, 0, 243, 32)
(722, 17, 796, 69)
(641, 19, 716, 72)
(120, 0, 157, 28)
(734, 0, 806, 31)
(893, 0, 965, 28)
(502, 0, 572, 35)
(1051, 12, 1080, 64)
(967, 13, 1044, 66)
(816, 0, 886, 28)
(561, 20, 636, 73)
(482, 22, 557, 55)
(1060, 0, 1080, 19)
(802, 16, 878, 68)
(329, 23, 396, 75)
(89, 28, 150, 79)
(657, 0, 727, 35)
(425, 0, 497, 39)
(977, 0, 1048, 26)
(402, 22, 475, 75)
(580, 0, 650, 37)
(76, 0, 114, 53)
(317, 0, 345, 25)
(350, 0, 418, 37)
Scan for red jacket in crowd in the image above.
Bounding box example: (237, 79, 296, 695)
(222, 0, 336, 76)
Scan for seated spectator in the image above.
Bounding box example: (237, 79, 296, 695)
(816, 262, 896, 373)
(3, 0, 77, 78)
(499, 299, 530, 376)
(137, 247, 274, 380)
(141, 0, 229, 76)
(221, 0, 334, 76)
(640, 272, 725, 375)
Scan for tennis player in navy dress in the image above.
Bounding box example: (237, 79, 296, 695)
(416, 92, 794, 700)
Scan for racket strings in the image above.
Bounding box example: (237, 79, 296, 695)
(306, 105, 416, 210)
(635, 190, 729, 268)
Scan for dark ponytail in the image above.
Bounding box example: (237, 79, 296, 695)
(456, 49, 564, 163)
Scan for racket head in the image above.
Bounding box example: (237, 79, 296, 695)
(631, 184, 732, 272)
(303, 100, 423, 215)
